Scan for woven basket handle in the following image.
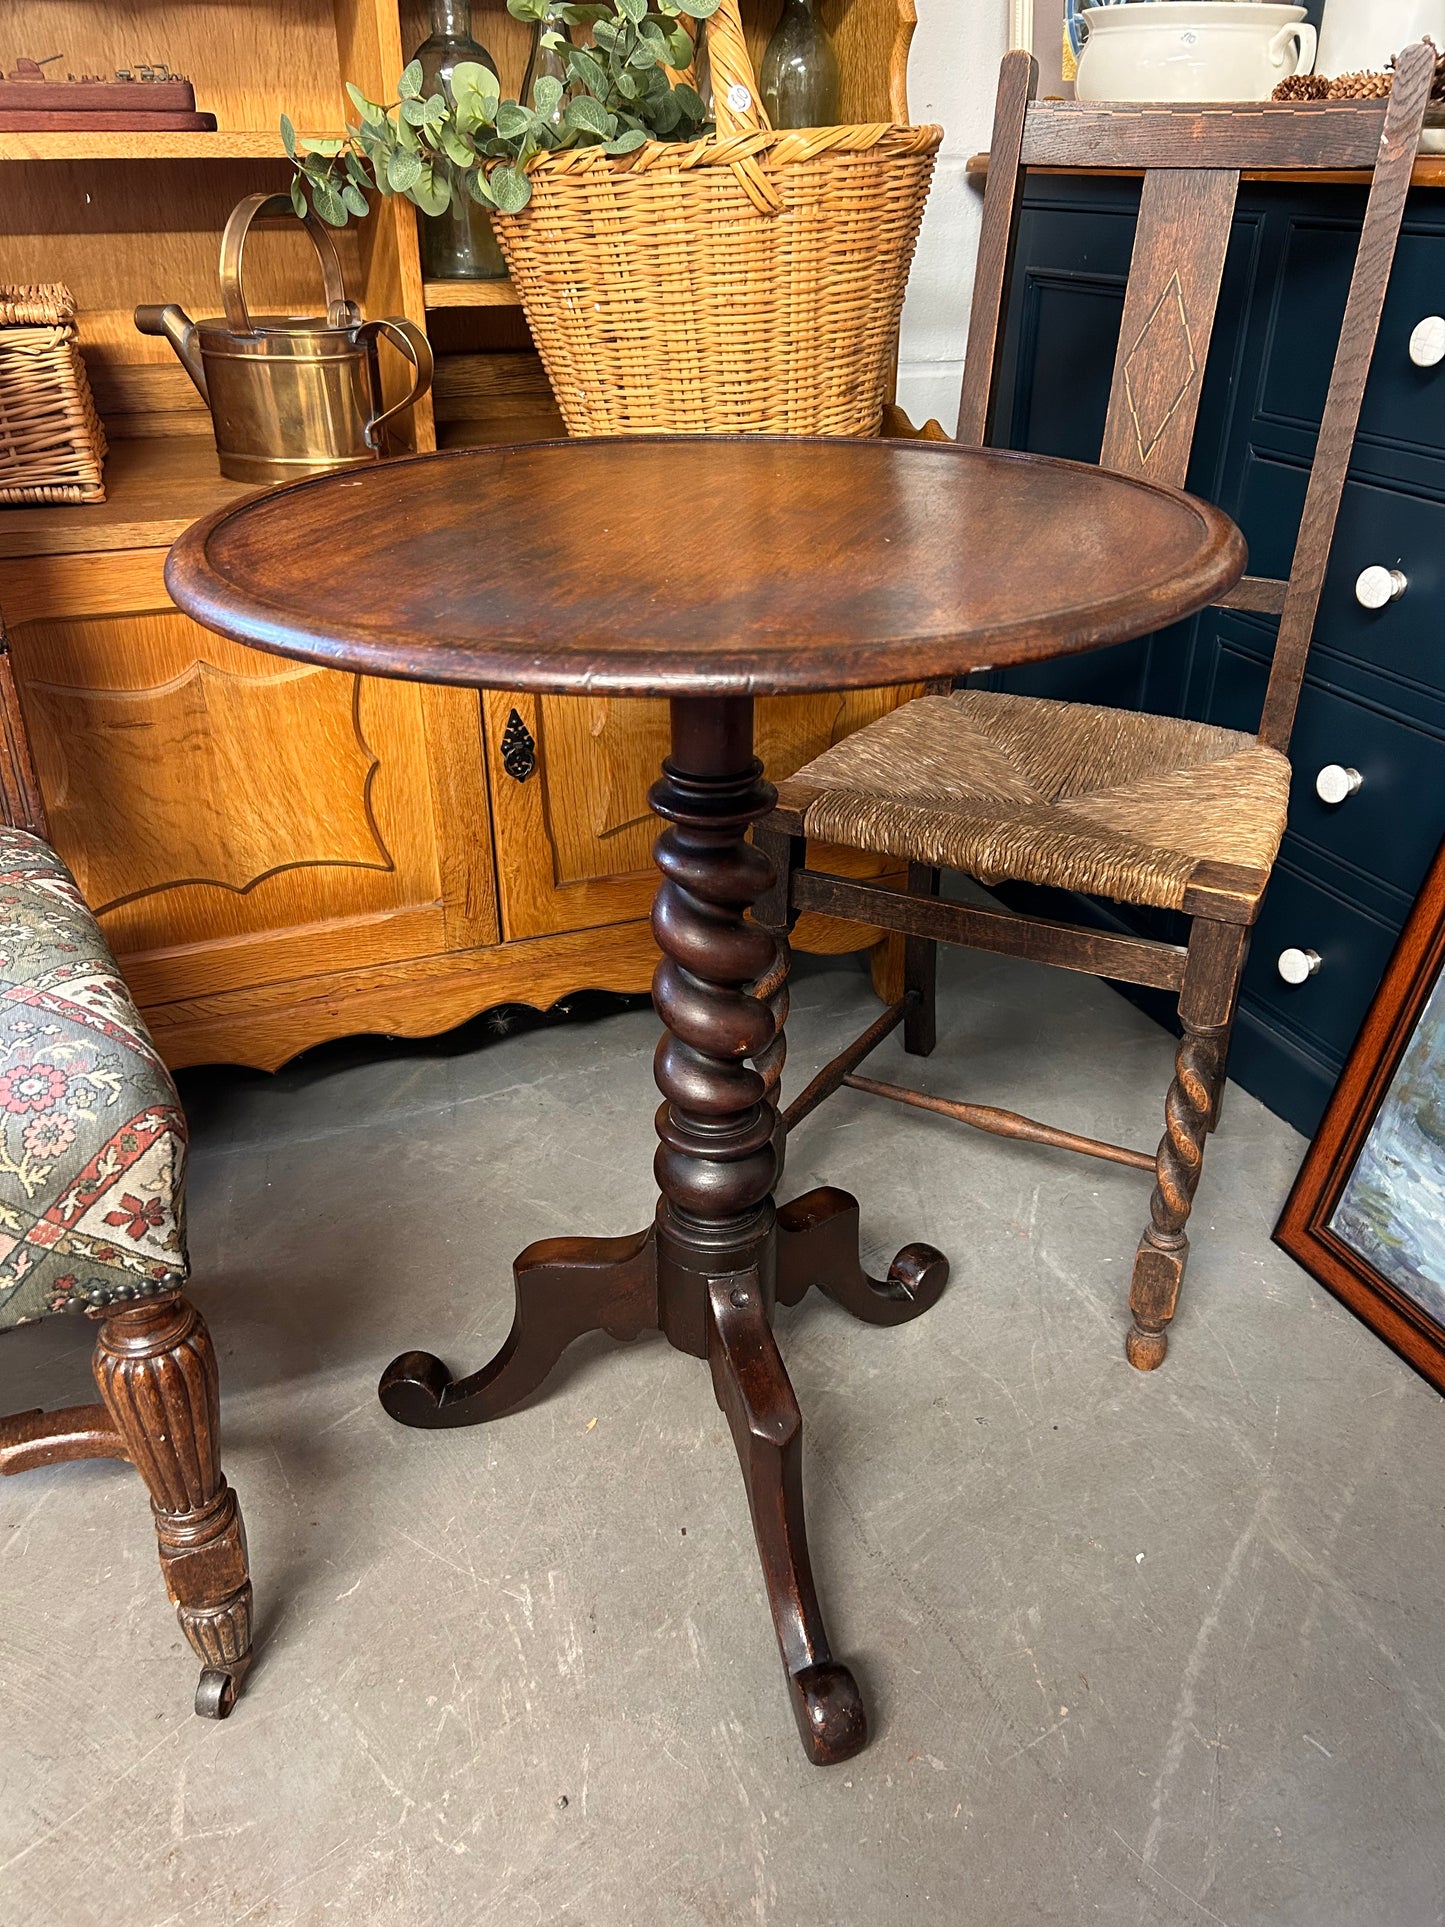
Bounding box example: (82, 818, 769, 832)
(703, 0, 770, 136)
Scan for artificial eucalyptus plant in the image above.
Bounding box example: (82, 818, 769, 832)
(284, 0, 719, 227)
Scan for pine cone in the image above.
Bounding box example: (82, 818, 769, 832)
(1272, 73, 1330, 101)
(1326, 71, 1394, 99)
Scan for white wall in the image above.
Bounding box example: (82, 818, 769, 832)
(896, 0, 1010, 430)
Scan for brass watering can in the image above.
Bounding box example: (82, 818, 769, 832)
(136, 192, 433, 484)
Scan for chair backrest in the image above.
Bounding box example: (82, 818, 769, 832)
(0, 617, 48, 839)
(958, 44, 1436, 754)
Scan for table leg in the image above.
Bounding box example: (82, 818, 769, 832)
(378, 695, 948, 1764)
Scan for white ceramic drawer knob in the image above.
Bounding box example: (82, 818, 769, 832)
(1277, 947, 1322, 985)
(1409, 315, 1445, 368)
(1315, 763, 1363, 805)
(1355, 565, 1408, 610)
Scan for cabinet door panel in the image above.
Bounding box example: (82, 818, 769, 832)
(11, 608, 497, 1000)
(486, 688, 915, 941)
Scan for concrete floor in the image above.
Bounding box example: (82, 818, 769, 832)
(2, 946, 1443, 1926)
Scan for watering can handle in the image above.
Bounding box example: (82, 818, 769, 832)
(219, 191, 355, 335)
(358, 318, 435, 452)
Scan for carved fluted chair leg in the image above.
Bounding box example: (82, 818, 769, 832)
(1127, 919, 1246, 1371)
(92, 1294, 253, 1718)
(706, 1273, 867, 1766)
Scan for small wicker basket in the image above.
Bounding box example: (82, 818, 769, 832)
(0, 285, 107, 505)
(489, 0, 941, 438)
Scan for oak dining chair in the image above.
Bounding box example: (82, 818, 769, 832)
(758, 42, 1437, 1369)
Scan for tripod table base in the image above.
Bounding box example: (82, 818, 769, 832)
(380, 1187, 946, 1765)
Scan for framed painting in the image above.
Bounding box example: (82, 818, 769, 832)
(1276, 839, 1445, 1394)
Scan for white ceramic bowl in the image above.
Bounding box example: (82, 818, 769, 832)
(1075, 2, 1317, 103)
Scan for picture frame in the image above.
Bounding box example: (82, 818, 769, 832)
(1276, 838, 1445, 1395)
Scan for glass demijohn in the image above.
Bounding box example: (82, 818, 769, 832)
(411, 0, 508, 280)
(760, 0, 840, 130)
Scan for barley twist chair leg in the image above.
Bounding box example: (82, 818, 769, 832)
(92, 1293, 253, 1717)
(1127, 915, 1247, 1371)
(1127, 1023, 1228, 1371)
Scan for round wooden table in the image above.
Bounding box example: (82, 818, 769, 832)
(168, 436, 1244, 1765)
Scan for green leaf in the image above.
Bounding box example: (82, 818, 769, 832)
(341, 180, 370, 217)
(604, 126, 648, 153)
(673, 0, 718, 15)
(488, 162, 533, 213)
(345, 82, 381, 119)
(386, 146, 424, 193)
(496, 99, 533, 138)
(616, 70, 638, 99)
(666, 25, 694, 65)
(312, 177, 348, 226)
(568, 47, 609, 95)
(672, 81, 704, 121)
(408, 163, 452, 216)
(440, 128, 475, 166)
(280, 113, 297, 158)
(591, 18, 619, 50)
(400, 97, 430, 125)
(532, 73, 565, 118)
(290, 175, 308, 218)
(307, 136, 346, 156)
(397, 59, 424, 99)
(343, 148, 372, 188)
(650, 89, 681, 133)
(506, 0, 547, 17)
(617, 0, 647, 20)
(451, 59, 502, 132)
(465, 166, 498, 206)
(563, 92, 613, 137)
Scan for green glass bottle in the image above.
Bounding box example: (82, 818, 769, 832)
(760, 0, 840, 130)
(411, 0, 508, 280)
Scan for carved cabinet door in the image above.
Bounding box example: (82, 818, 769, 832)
(483, 688, 914, 943)
(11, 600, 498, 1011)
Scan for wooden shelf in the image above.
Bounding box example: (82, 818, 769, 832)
(423, 278, 523, 309)
(0, 129, 313, 163)
(966, 151, 1445, 188)
(0, 439, 254, 560)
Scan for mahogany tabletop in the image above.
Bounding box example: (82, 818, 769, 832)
(165, 436, 1245, 699)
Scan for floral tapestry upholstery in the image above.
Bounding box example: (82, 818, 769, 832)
(0, 827, 187, 1329)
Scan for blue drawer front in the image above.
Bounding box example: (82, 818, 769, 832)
(1261, 222, 1445, 459)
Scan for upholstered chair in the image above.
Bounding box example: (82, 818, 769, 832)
(0, 627, 252, 1717)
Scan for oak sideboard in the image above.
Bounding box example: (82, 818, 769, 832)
(0, 0, 919, 1068)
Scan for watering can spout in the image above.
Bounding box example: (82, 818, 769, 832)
(134, 303, 208, 403)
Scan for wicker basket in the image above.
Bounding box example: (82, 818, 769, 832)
(489, 0, 941, 437)
(0, 285, 107, 505)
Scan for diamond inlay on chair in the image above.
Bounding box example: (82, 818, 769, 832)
(1123, 273, 1199, 465)
(781, 690, 1291, 913)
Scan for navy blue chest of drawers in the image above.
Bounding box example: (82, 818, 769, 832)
(982, 171, 1445, 1137)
